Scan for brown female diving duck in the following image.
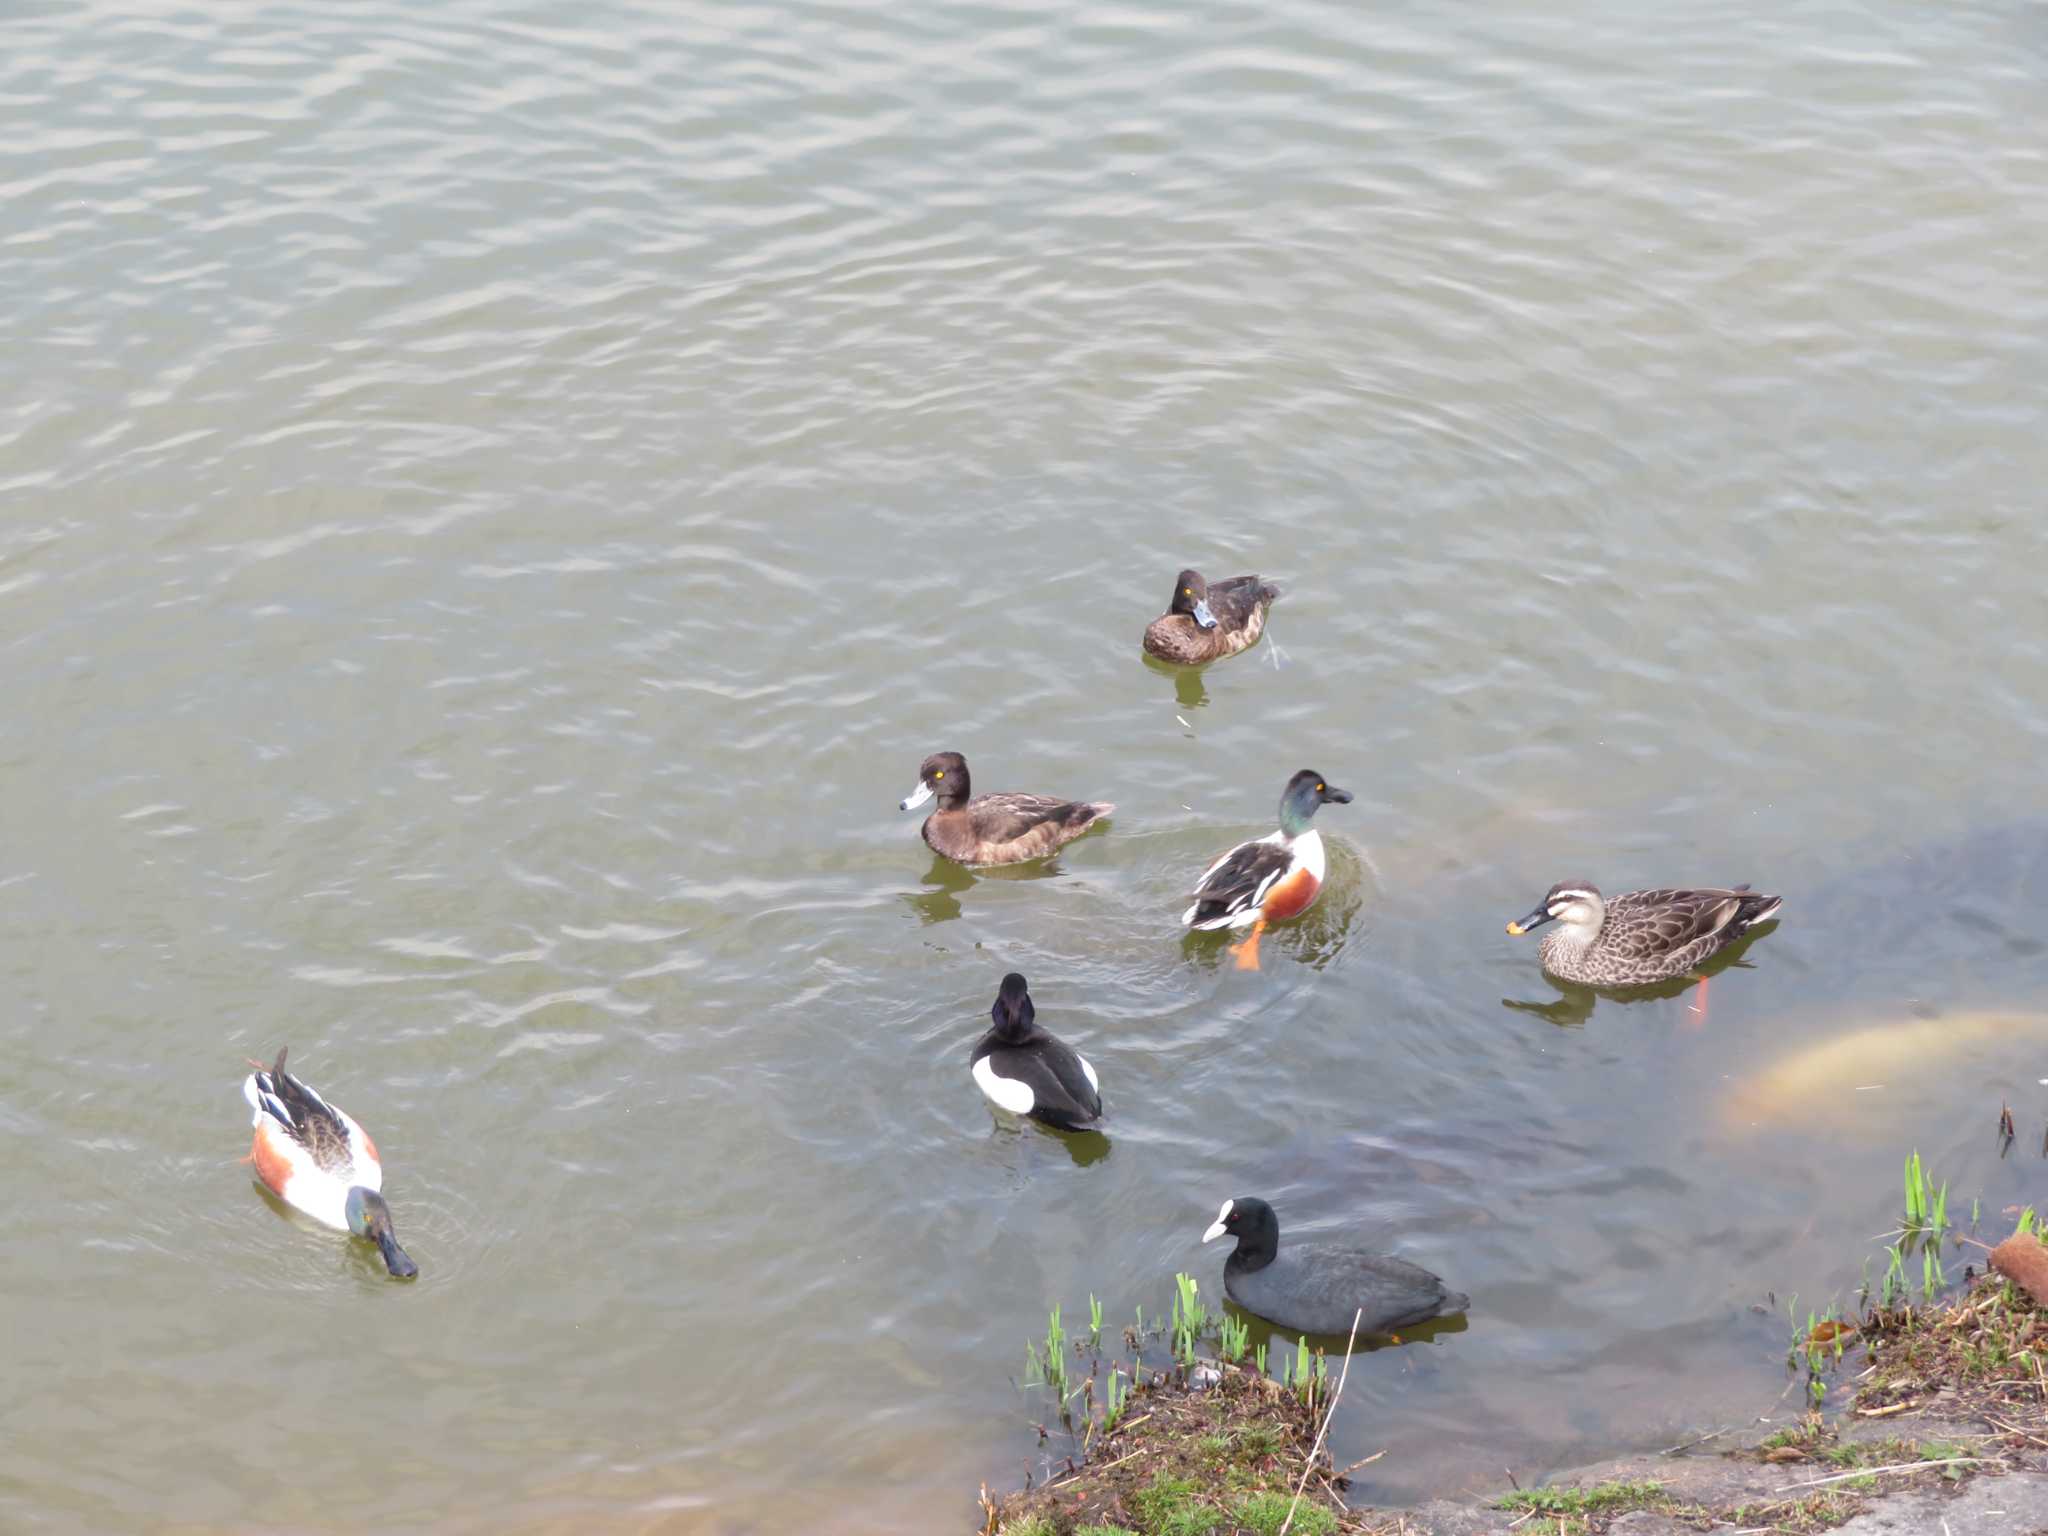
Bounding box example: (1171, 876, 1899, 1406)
(1142, 568, 1282, 665)
(899, 751, 1113, 866)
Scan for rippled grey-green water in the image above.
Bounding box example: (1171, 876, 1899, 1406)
(5, 0, 2048, 1530)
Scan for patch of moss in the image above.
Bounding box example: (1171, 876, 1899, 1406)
(1495, 1478, 1667, 1517)
(1232, 1491, 1336, 1535)
(1235, 1424, 1282, 1461)
(1155, 1508, 1219, 1536)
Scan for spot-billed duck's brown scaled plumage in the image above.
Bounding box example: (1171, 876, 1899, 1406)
(1506, 881, 1783, 986)
(1142, 568, 1282, 665)
(898, 751, 1114, 866)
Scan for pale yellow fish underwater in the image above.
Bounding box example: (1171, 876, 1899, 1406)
(1720, 1010, 2048, 1129)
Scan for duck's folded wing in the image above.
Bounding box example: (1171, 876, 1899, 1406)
(243, 1054, 357, 1169)
(1619, 889, 1745, 952)
(1035, 1037, 1102, 1121)
(972, 793, 1095, 842)
(1206, 574, 1277, 621)
(1185, 839, 1291, 924)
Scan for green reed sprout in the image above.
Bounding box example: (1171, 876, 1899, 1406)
(1104, 1367, 1130, 1431)
(1219, 1313, 1249, 1363)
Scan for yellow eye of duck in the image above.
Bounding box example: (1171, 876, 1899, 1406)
(1182, 588, 1191, 596)
(933, 770, 944, 779)
(1315, 783, 1324, 792)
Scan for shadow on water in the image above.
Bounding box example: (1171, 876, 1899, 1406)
(1498, 923, 1781, 1029)
(903, 852, 1068, 925)
(1219, 1299, 1470, 1361)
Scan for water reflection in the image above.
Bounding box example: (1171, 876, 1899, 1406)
(1219, 1298, 1470, 1358)
(904, 853, 1068, 925)
(1500, 937, 1774, 1029)
(1141, 654, 1211, 712)
(985, 1116, 1112, 1169)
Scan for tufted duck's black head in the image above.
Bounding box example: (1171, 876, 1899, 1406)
(991, 972, 1035, 1039)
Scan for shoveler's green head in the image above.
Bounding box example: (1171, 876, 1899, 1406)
(1278, 768, 1351, 835)
(345, 1186, 418, 1279)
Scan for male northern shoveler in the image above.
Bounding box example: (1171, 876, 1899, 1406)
(1142, 568, 1282, 665)
(899, 751, 1114, 866)
(1182, 769, 1352, 970)
(242, 1047, 418, 1278)
(1506, 881, 1783, 987)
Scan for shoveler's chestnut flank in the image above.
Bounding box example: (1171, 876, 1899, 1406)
(1142, 568, 1282, 665)
(1183, 769, 1351, 970)
(242, 1047, 417, 1278)
(899, 751, 1113, 866)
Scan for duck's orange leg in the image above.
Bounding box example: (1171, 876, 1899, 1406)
(1230, 918, 1267, 971)
(1684, 972, 1709, 1028)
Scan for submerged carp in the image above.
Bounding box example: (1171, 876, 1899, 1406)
(1721, 1011, 2048, 1128)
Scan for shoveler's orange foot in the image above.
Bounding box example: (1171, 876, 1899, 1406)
(1230, 919, 1266, 971)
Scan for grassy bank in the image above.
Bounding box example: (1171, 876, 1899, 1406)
(981, 1277, 1380, 1535)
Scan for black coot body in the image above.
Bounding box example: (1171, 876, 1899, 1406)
(1202, 1196, 1467, 1336)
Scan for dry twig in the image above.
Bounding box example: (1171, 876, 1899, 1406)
(1277, 1308, 1363, 1536)
(1774, 1455, 1991, 1492)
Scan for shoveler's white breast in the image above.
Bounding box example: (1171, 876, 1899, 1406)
(1292, 828, 1325, 883)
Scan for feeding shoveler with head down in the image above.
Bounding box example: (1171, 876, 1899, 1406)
(1183, 769, 1353, 971)
(241, 1047, 417, 1279)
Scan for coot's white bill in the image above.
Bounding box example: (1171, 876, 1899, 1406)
(1202, 1198, 1234, 1242)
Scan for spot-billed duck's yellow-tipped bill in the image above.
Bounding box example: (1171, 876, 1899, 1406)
(1202, 1198, 1234, 1242)
(899, 779, 935, 811)
(1505, 920, 1526, 936)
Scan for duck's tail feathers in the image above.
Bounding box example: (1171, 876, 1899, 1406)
(1736, 892, 1783, 929)
(242, 1070, 292, 1130)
